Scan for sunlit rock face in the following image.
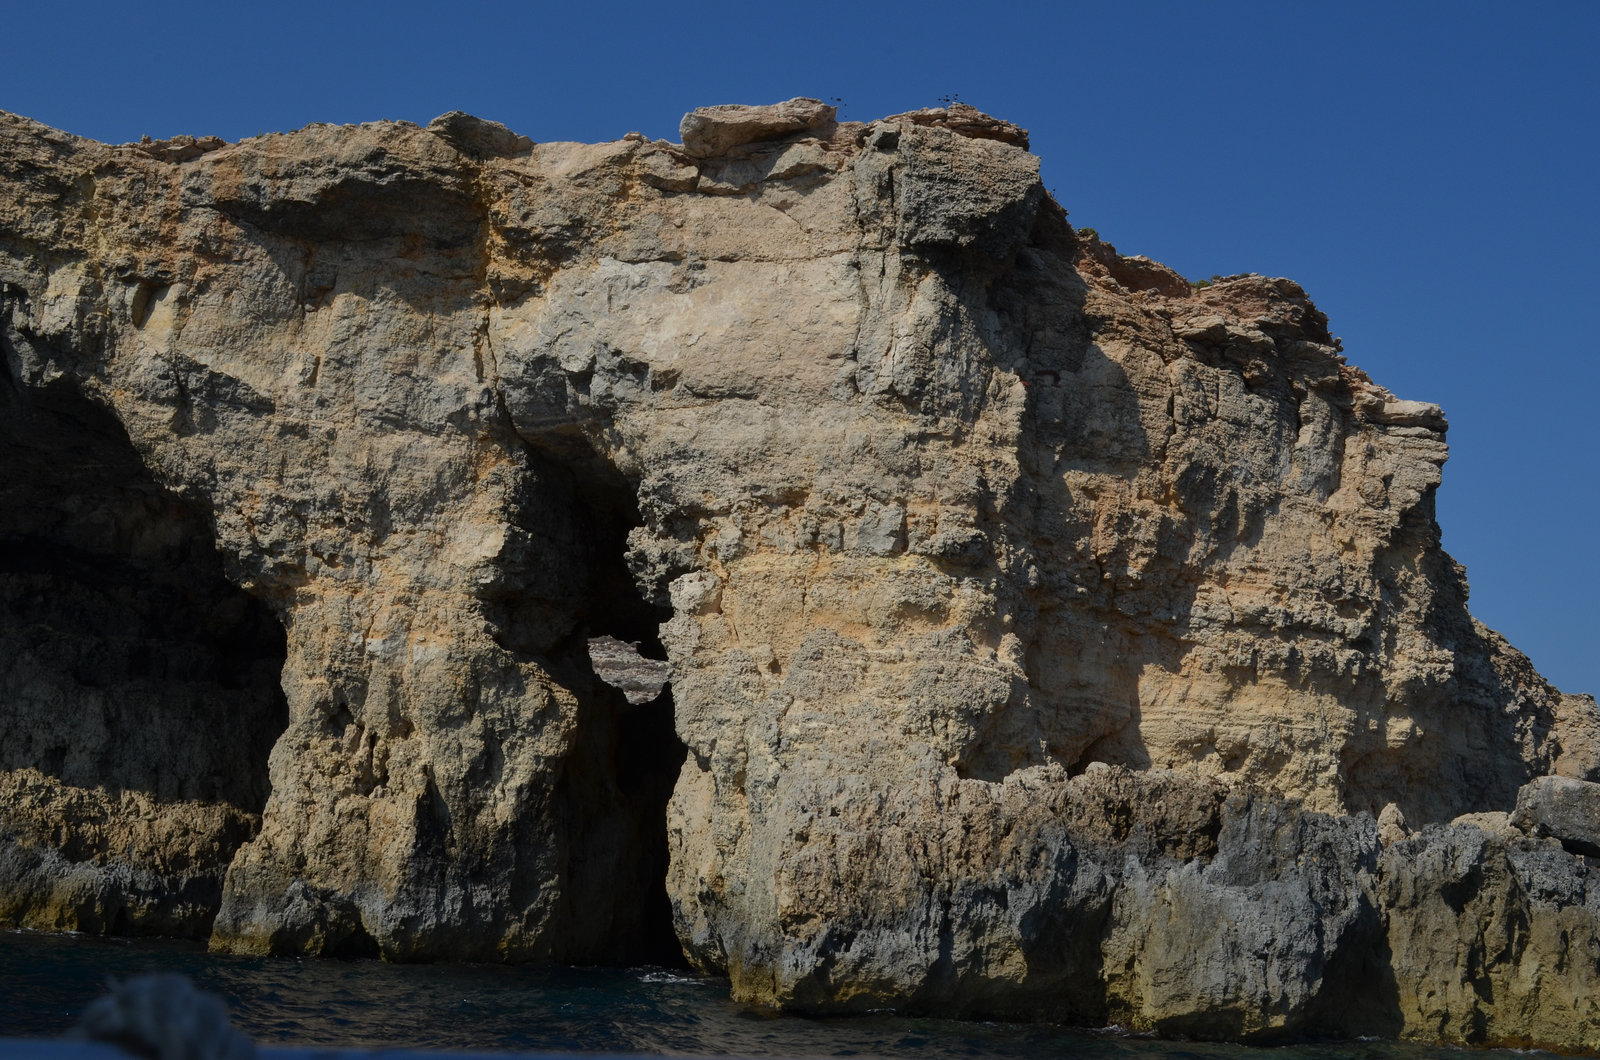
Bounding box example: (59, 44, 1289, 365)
(3, 99, 1599, 1048)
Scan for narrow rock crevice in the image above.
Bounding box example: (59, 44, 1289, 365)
(482, 439, 687, 966)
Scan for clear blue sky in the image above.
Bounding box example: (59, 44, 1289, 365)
(5, 1, 1595, 694)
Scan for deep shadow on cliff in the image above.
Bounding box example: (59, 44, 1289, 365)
(2, 100, 1600, 1051)
(0, 326, 286, 935)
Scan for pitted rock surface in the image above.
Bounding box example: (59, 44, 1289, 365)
(2, 102, 1599, 1049)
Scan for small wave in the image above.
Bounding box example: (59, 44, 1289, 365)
(636, 970, 714, 985)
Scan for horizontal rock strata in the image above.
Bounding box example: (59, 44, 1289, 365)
(2, 98, 1598, 1049)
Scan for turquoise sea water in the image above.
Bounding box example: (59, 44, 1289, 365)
(0, 930, 1552, 1059)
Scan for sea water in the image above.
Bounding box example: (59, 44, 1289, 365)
(0, 930, 1546, 1059)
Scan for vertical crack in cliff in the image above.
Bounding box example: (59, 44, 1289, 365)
(0, 362, 288, 936)
(481, 438, 687, 966)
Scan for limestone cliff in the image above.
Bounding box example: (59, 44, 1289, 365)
(3, 99, 1599, 1048)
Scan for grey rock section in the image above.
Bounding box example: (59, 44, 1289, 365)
(1101, 793, 1383, 1038)
(1513, 775, 1600, 856)
(695, 761, 1388, 1039)
(587, 636, 670, 705)
(1380, 819, 1600, 1046)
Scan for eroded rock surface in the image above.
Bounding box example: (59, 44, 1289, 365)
(2, 99, 1598, 1048)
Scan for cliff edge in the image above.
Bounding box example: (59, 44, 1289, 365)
(3, 99, 1599, 1048)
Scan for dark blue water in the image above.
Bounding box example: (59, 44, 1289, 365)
(0, 930, 1548, 1058)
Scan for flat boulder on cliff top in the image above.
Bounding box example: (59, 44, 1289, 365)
(679, 97, 836, 157)
(883, 102, 1030, 150)
(425, 111, 533, 158)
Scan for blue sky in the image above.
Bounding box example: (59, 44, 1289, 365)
(5, 1, 1595, 694)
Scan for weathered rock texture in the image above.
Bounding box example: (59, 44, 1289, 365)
(3, 98, 1599, 1048)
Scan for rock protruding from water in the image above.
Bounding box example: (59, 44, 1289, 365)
(75, 975, 254, 1060)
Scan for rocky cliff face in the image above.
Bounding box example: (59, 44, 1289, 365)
(3, 99, 1599, 1048)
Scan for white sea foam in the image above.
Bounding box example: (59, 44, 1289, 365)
(636, 970, 713, 985)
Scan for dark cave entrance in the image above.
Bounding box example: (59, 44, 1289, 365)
(0, 355, 289, 932)
(482, 439, 689, 968)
